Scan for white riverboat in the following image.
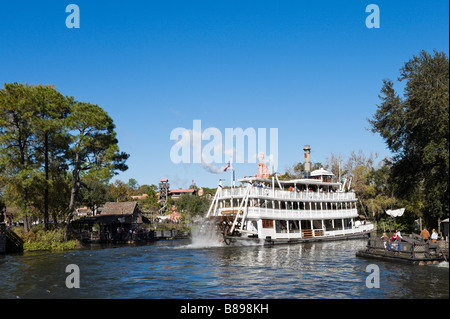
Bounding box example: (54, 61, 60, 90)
(204, 146, 374, 245)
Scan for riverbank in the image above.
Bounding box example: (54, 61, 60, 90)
(7, 226, 81, 252)
(2, 224, 191, 253)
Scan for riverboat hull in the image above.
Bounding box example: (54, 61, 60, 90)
(223, 227, 373, 246)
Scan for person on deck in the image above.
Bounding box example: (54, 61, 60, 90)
(431, 229, 438, 243)
(420, 228, 430, 242)
(390, 230, 402, 251)
(381, 233, 389, 249)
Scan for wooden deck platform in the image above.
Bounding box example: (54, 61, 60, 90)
(356, 236, 449, 265)
(80, 229, 190, 244)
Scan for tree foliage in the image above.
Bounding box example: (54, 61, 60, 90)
(0, 83, 129, 237)
(369, 50, 449, 227)
(63, 102, 129, 238)
(175, 193, 210, 220)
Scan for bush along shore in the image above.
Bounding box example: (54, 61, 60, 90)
(11, 225, 81, 252)
(7, 222, 192, 252)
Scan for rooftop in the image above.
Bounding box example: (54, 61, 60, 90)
(101, 201, 138, 216)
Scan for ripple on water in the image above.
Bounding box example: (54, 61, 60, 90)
(0, 239, 448, 299)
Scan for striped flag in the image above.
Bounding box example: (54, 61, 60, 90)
(224, 162, 231, 172)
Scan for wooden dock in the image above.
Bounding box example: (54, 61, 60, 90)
(356, 236, 449, 265)
(1, 223, 24, 253)
(79, 229, 190, 244)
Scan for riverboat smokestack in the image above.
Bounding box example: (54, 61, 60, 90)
(303, 145, 311, 178)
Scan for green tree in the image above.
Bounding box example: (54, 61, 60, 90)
(127, 178, 139, 193)
(0, 83, 43, 231)
(1, 83, 130, 238)
(175, 194, 210, 221)
(137, 183, 158, 195)
(79, 177, 113, 215)
(64, 102, 129, 239)
(138, 189, 160, 214)
(369, 50, 449, 228)
(109, 179, 131, 202)
(31, 84, 71, 229)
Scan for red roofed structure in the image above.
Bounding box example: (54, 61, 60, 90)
(169, 188, 195, 200)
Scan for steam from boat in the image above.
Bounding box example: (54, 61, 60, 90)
(188, 224, 224, 248)
(201, 155, 230, 174)
(180, 219, 264, 249)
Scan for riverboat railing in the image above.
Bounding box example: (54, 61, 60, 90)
(217, 207, 359, 220)
(221, 187, 356, 201)
(323, 223, 374, 237)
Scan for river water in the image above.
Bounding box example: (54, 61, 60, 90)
(0, 238, 448, 299)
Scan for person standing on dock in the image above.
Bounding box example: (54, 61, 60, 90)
(390, 230, 402, 251)
(381, 233, 389, 249)
(391, 229, 402, 241)
(420, 228, 430, 242)
(431, 229, 438, 243)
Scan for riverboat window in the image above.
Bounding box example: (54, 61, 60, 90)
(275, 220, 288, 233)
(262, 219, 273, 228)
(323, 219, 333, 230)
(288, 220, 300, 233)
(323, 176, 332, 183)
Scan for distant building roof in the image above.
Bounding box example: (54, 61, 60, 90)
(168, 211, 181, 222)
(101, 201, 138, 216)
(169, 189, 195, 194)
(131, 194, 148, 200)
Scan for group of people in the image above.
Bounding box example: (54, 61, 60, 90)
(419, 227, 439, 243)
(380, 229, 403, 251)
(380, 227, 440, 251)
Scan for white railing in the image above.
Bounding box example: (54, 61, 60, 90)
(221, 187, 356, 201)
(217, 207, 359, 220)
(324, 222, 374, 237)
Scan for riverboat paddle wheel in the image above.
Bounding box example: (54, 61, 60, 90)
(205, 182, 252, 245)
(202, 214, 240, 245)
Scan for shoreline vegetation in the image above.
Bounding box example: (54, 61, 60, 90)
(1, 50, 448, 253)
(15, 226, 80, 251)
(9, 221, 193, 252)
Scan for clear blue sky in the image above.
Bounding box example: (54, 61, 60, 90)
(1, 0, 448, 189)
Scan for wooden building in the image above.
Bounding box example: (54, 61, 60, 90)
(75, 201, 143, 226)
(72, 201, 150, 242)
(100, 201, 143, 225)
(169, 189, 196, 200)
